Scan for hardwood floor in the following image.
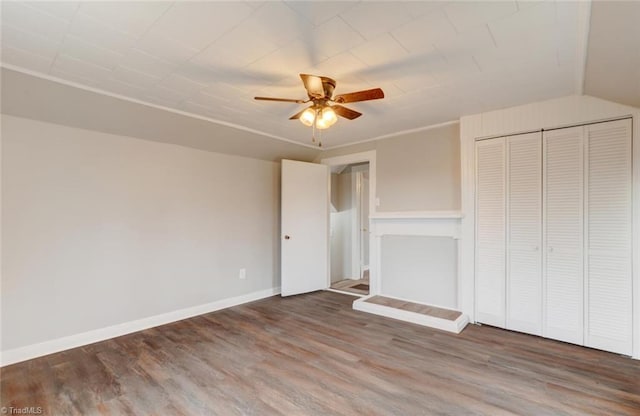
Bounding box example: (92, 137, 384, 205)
(2, 291, 639, 415)
(330, 278, 369, 295)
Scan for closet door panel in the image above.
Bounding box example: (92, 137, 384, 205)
(506, 133, 542, 335)
(543, 127, 584, 345)
(475, 138, 506, 328)
(585, 119, 633, 355)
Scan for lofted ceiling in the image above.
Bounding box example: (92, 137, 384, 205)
(1, 1, 588, 148)
(583, 1, 640, 109)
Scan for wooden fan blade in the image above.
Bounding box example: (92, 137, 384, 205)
(300, 74, 325, 98)
(255, 96, 306, 103)
(332, 105, 362, 120)
(289, 107, 309, 120)
(334, 88, 384, 104)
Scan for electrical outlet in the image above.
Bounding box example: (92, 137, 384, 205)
(375, 197, 380, 207)
(239, 268, 246, 280)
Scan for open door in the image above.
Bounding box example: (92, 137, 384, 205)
(281, 159, 329, 296)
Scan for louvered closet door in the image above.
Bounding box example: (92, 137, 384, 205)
(475, 138, 506, 328)
(506, 133, 542, 336)
(585, 119, 633, 355)
(543, 127, 584, 345)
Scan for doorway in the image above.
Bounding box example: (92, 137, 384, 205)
(329, 162, 370, 296)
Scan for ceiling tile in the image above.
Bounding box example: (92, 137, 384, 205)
(403, 1, 449, 18)
(315, 52, 368, 80)
(52, 54, 112, 81)
(60, 36, 125, 70)
(246, 39, 328, 79)
(434, 25, 496, 61)
(159, 74, 208, 99)
(2, 45, 53, 73)
(473, 38, 557, 73)
(488, 1, 556, 46)
(189, 87, 234, 108)
(68, 12, 138, 55)
(111, 66, 161, 89)
(1, 26, 62, 61)
(516, 0, 544, 11)
(136, 33, 200, 66)
(392, 9, 458, 54)
(349, 34, 409, 68)
(444, 1, 518, 33)
(392, 71, 440, 93)
(1, 1, 70, 42)
(309, 17, 366, 59)
(119, 49, 178, 80)
(284, 1, 358, 26)
(78, 1, 172, 37)
(427, 55, 481, 86)
(242, 2, 309, 47)
(144, 85, 194, 105)
(22, 1, 79, 22)
(191, 23, 280, 69)
(340, 1, 413, 40)
(145, 2, 254, 51)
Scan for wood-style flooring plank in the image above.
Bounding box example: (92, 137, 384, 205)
(2, 291, 639, 415)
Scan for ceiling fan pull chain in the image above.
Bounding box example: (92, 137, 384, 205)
(311, 109, 317, 143)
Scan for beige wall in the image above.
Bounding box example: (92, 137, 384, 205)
(320, 123, 461, 211)
(1, 115, 280, 351)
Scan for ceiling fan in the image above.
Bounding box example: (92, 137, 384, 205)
(255, 74, 384, 147)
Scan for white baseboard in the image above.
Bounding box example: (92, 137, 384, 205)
(0, 287, 280, 367)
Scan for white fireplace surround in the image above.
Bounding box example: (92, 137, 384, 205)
(369, 211, 463, 307)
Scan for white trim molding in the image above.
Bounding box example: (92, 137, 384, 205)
(0, 287, 280, 367)
(321, 151, 377, 293)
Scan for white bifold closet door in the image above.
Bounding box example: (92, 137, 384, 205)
(475, 138, 506, 328)
(543, 126, 585, 345)
(584, 119, 633, 355)
(506, 133, 542, 336)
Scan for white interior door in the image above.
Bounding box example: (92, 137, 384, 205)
(584, 119, 633, 355)
(506, 132, 542, 336)
(281, 159, 329, 296)
(475, 138, 506, 328)
(543, 127, 584, 345)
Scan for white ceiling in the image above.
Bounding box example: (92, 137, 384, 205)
(584, 1, 640, 109)
(1, 1, 585, 148)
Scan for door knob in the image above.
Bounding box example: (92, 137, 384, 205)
(284, 235, 290, 240)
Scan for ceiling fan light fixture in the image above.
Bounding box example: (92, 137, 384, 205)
(315, 107, 338, 130)
(299, 107, 316, 127)
(320, 107, 337, 125)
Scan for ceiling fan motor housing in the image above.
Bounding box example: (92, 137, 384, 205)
(318, 76, 336, 99)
